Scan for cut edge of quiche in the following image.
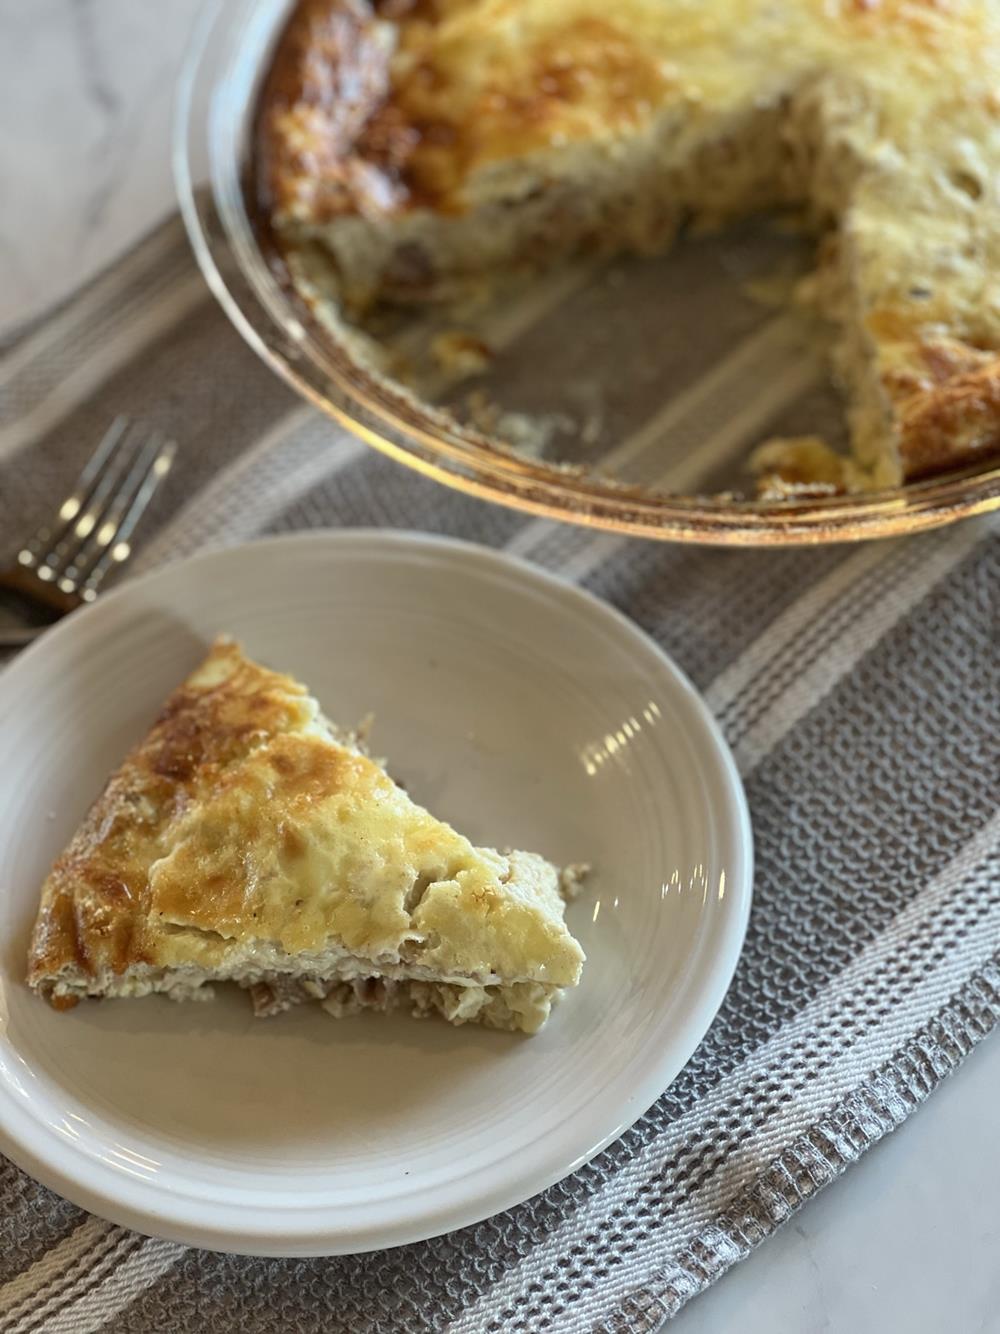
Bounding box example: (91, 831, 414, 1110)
(27, 638, 587, 1035)
(255, 0, 1000, 492)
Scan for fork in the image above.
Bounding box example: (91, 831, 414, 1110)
(0, 417, 176, 650)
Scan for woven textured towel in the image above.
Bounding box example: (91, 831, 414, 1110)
(0, 214, 997, 1334)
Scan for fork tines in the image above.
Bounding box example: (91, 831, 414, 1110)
(17, 416, 176, 602)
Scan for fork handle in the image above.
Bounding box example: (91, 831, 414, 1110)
(0, 564, 81, 615)
(0, 623, 46, 650)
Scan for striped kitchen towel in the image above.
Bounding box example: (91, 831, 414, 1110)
(0, 212, 997, 1334)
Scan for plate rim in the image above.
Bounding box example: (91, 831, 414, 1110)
(0, 529, 753, 1254)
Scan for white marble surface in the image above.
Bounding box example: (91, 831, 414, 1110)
(1, 4, 998, 1330)
(0, 0, 203, 332)
(674, 1036, 1000, 1334)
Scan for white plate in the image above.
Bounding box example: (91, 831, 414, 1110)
(0, 531, 751, 1255)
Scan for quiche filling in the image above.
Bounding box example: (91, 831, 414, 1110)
(27, 639, 586, 1035)
(257, 0, 1000, 489)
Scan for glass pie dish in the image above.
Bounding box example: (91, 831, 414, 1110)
(174, 0, 1000, 545)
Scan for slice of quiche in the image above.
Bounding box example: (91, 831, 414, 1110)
(27, 638, 585, 1034)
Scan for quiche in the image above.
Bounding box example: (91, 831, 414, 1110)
(256, 0, 1000, 490)
(27, 638, 585, 1034)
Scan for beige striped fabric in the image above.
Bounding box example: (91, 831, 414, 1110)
(0, 214, 997, 1334)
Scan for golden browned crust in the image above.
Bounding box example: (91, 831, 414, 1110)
(892, 341, 1000, 477)
(256, 0, 409, 222)
(26, 639, 315, 991)
(257, 0, 682, 221)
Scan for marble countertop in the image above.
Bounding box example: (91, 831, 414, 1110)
(1, 5, 998, 1331)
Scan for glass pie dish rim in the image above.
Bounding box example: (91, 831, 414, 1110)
(173, 0, 1000, 546)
